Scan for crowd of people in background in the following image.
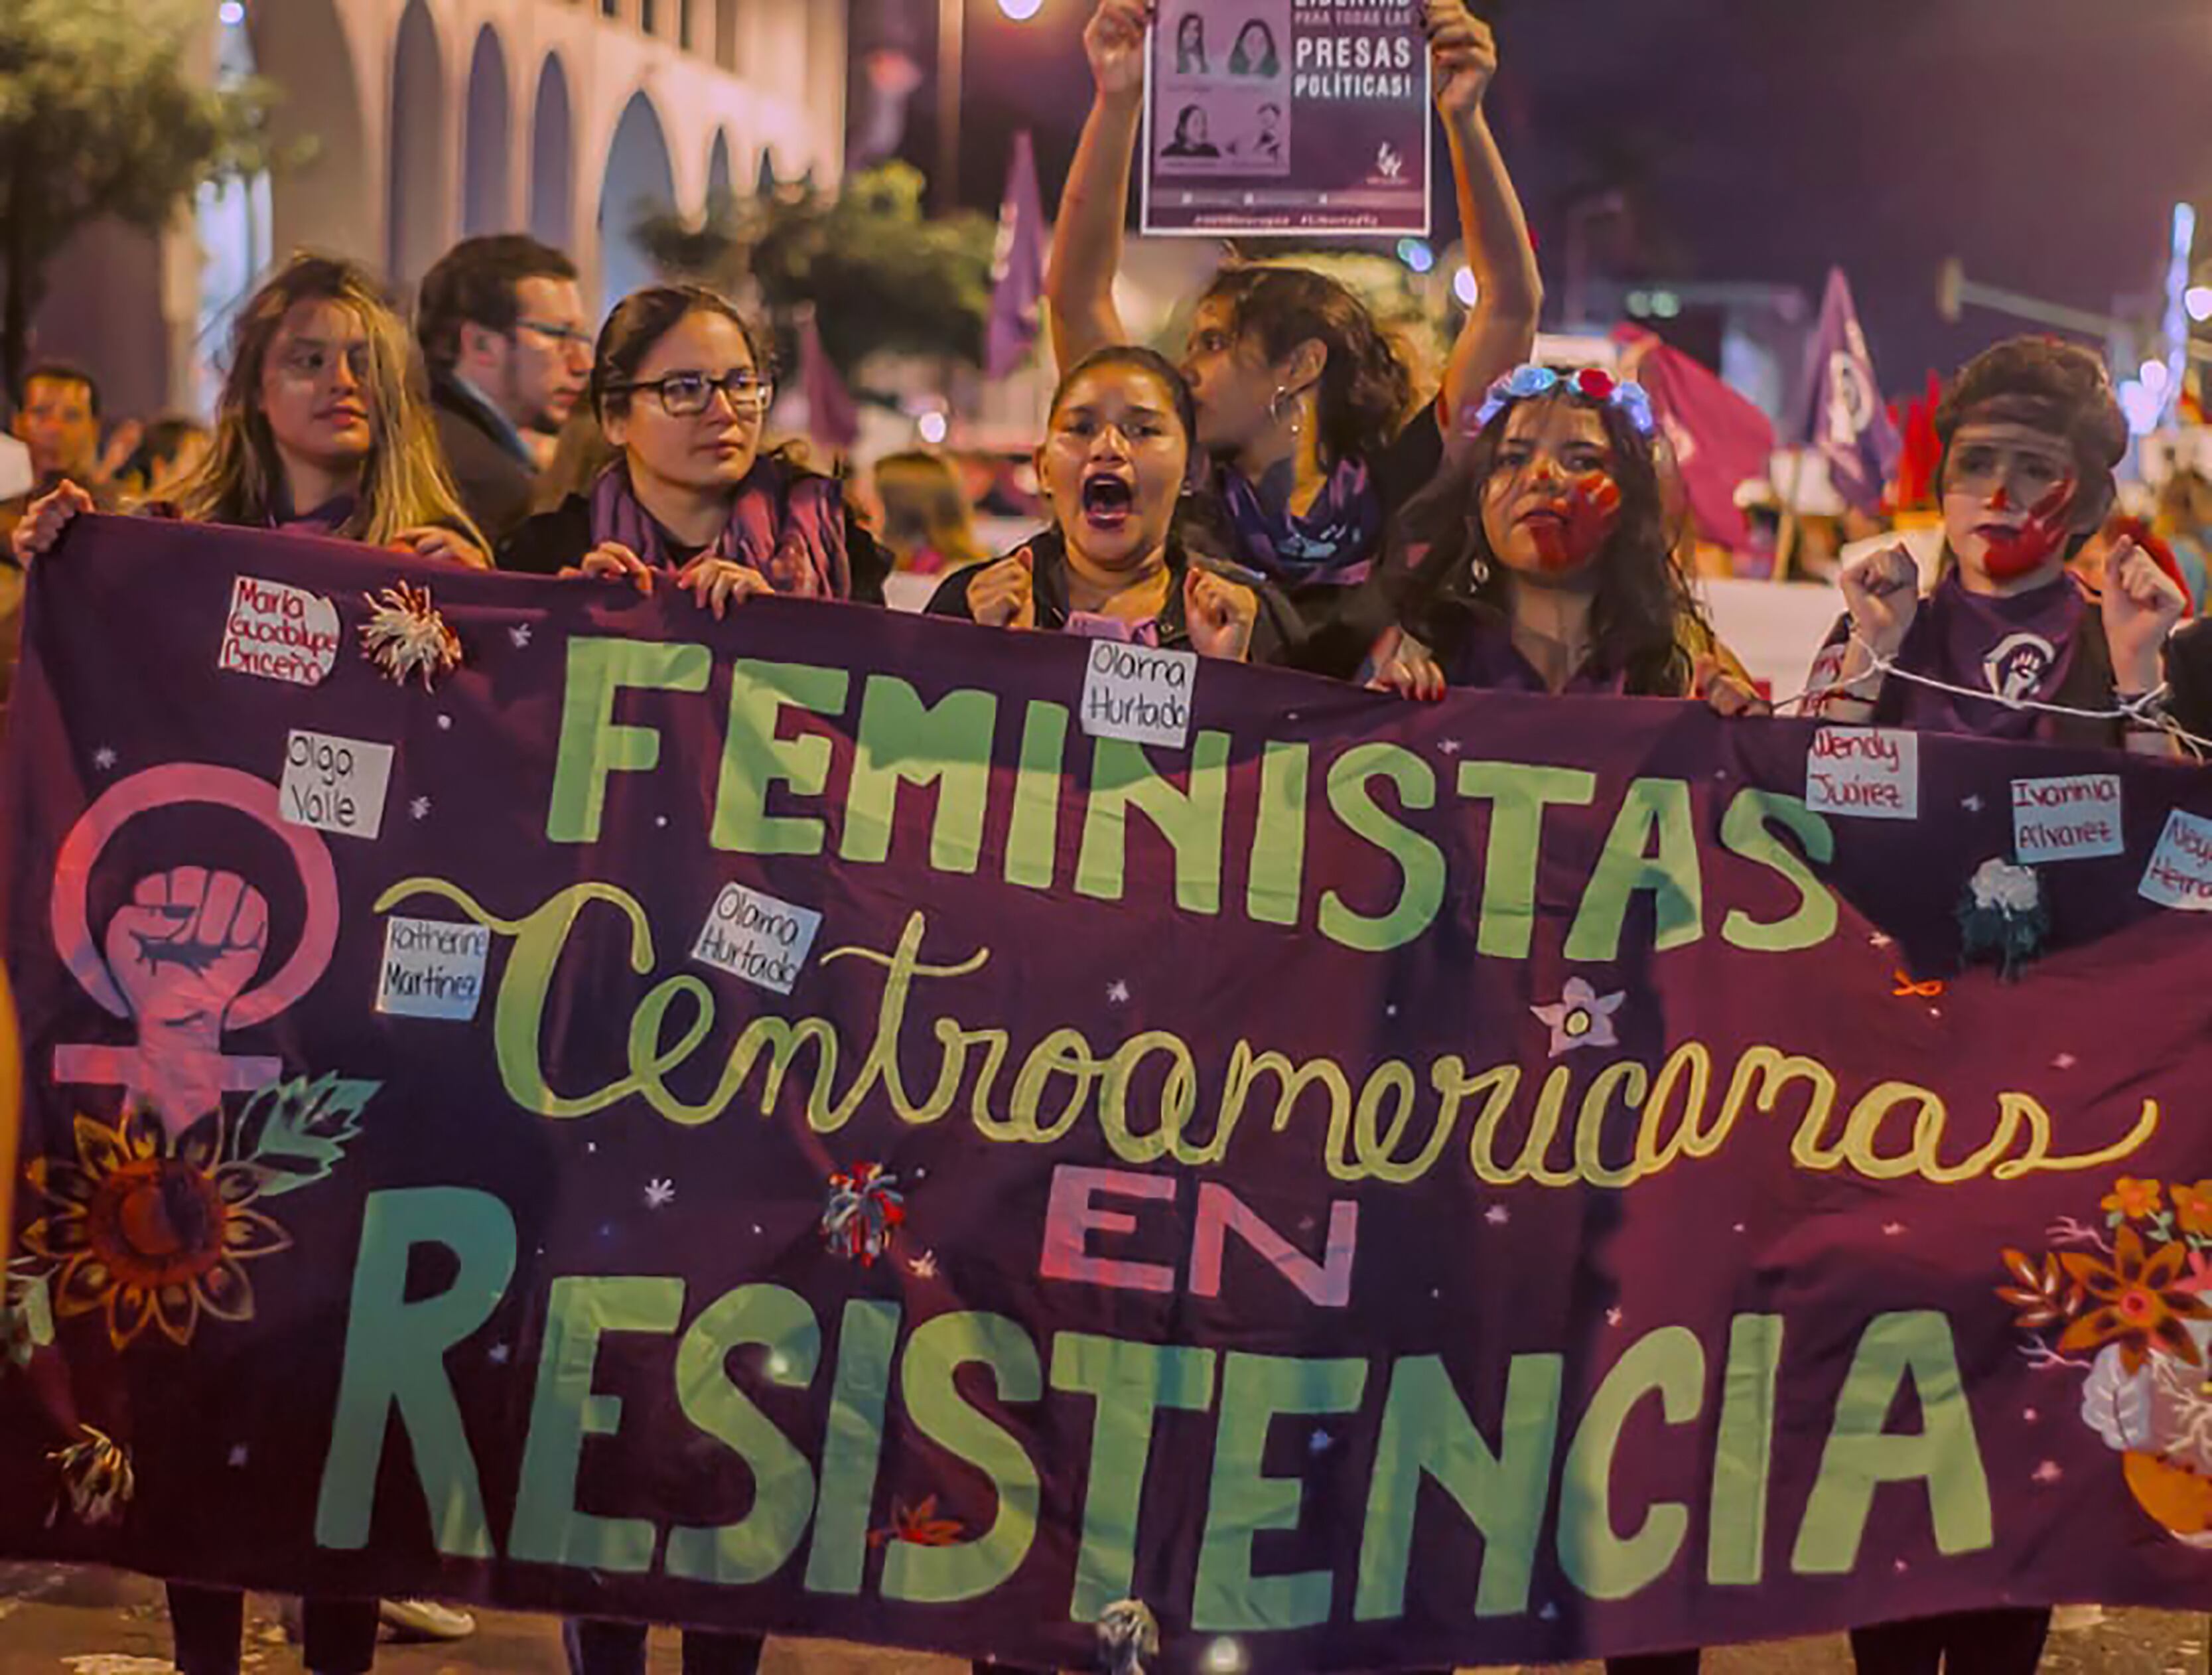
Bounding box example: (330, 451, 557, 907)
(3, 0, 2212, 1670)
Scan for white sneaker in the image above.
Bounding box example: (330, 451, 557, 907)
(378, 1597, 477, 1642)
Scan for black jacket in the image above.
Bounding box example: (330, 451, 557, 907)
(2166, 617, 2212, 744)
(429, 372, 537, 546)
(499, 486, 889, 607)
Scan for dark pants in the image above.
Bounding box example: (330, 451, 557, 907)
(1851, 1609, 2052, 1675)
(1608, 1657, 1704, 1675)
(168, 1585, 380, 1675)
(562, 1624, 1047, 1675)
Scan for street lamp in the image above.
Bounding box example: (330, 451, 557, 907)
(936, 0, 1046, 212)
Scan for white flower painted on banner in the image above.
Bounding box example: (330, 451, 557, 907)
(644, 1178, 676, 1210)
(227, 1445, 249, 1468)
(1869, 932, 1894, 949)
(488, 1343, 511, 1366)
(1606, 1307, 1625, 1327)
(92, 747, 117, 771)
(909, 1251, 939, 1279)
(510, 623, 533, 649)
(1438, 739, 1464, 756)
(410, 796, 431, 821)
(1963, 794, 1986, 814)
(2033, 1461, 2063, 1485)
(436, 714, 453, 731)
(1970, 857, 2040, 914)
(1106, 980, 1131, 1006)
(1531, 978, 1626, 1058)
(1485, 1205, 1511, 1226)
(2053, 1053, 2079, 1070)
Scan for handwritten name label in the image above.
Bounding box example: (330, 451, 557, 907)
(1081, 641, 1197, 749)
(280, 730, 393, 840)
(693, 883, 823, 996)
(2012, 774, 2124, 864)
(2141, 809, 2212, 912)
(220, 575, 340, 686)
(377, 916, 492, 1021)
(1805, 727, 1919, 821)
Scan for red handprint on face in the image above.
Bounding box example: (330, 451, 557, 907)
(1530, 476, 1623, 573)
(1980, 477, 2075, 582)
(100, 868, 271, 1126)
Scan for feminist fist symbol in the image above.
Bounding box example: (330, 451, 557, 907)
(100, 869, 271, 1128)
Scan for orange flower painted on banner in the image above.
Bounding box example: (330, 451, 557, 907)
(868, 1496, 965, 1548)
(19, 1110, 290, 1350)
(2058, 1226, 2212, 1373)
(2172, 1181, 2212, 1238)
(1997, 1248, 2075, 1332)
(2103, 1178, 2164, 1222)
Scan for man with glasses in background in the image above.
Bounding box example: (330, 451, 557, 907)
(416, 234, 593, 544)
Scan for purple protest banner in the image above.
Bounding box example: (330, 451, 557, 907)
(5, 518, 2212, 1672)
(1142, 0, 1430, 237)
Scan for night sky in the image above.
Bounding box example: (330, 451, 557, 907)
(933, 0, 2212, 398)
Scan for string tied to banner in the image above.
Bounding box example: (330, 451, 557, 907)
(1772, 632, 2212, 759)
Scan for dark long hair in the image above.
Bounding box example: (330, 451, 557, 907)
(1176, 13, 1208, 73)
(1047, 344, 1233, 569)
(1393, 386, 1708, 696)
(1229, 20, 1279, 74)
(1200, 265, 1415, 469)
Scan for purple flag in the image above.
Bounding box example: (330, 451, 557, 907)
(1616, 327, 1774, 552)
(986, 130, 1046, 380)
(799, 314, 859, 453)
(1800, 267, 1899, 513)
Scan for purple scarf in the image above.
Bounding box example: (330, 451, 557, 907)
(1219, 455, 1382, 589)
(588, 459, 851, 599)
(1065, 611, 1164, 648)
(1894, 567, 2085, 741)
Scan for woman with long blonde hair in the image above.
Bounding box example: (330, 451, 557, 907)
(13, 254, 485, 567)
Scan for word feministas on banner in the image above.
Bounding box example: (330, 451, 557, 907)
(373, 883, 2158, 1193)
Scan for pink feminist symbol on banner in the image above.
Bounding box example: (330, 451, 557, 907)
(49, 765, 340, 1137)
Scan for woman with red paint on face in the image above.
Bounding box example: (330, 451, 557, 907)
(1375, 364, 1740, 706)
(1047, 0, 1542, 678)
(1810, 336, 2185, 763)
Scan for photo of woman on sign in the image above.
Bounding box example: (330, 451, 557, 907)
(1229, 17, 1280, 76)
(1162, 102, 1221, 157)
(1176, 11, 1209, 74)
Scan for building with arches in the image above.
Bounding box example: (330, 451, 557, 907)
(32, 0, 849, 420)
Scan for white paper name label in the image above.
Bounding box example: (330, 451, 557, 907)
(377, 917, 492, 1020)
(2141, 810, 2212, 912)
(1079, 640, 1196, 749)
(280, 730, 393, 839)
(220, 575, 340, 686)
(1805, 727, 1919, 820)
(2012, 774, 2124, 864)
(692, 883, 823, 996)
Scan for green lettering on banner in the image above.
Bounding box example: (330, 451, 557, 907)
(511, 1277, 685, 1571)
(1355, 1351, 1564, 1621)
(1720, 790, 1838, 953)
(712, 660, 851, 855)
(316, 1189, 517, 1557)
(546, 638, 711, 842)
(1793, 1311, 1993, 1574)
(1321, 744, 1444, 954)
(1004, 701, 1071, 891)
(841, 676, 997, 873)
(1075, 734, 1232, 913)
(1454, 763, 1598, 959)
(805, 1301, 902, 1595)
(884, 1311, 1044, 1603)
(1709, 1314, 1785, 1585)
(1247, 741, 1311, 926)
(1565, 778, 1704, 962)
(1194, 1352, 1369, 1631)
(1050, 1334, 1219, 1621)
(665, 1285, 824, 1585)
(1558, 1325, 1706, 1599)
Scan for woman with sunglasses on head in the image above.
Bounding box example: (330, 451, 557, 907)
(500, 285, 887, 610)
(11, 252, 486, 1675)
(1048, 0, 1541, 676)
(1375, 363, 1739, 707)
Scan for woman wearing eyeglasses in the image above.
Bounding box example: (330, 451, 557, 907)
(499, 285, 887, 608)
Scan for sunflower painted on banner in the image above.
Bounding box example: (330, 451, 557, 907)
(820, 1161, 906, 1266)
(2004, 1177, 2212, 1545)
(48, 1423, 133, 1528)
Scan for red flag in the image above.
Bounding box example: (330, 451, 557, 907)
(1616, 327, 1775, 551)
